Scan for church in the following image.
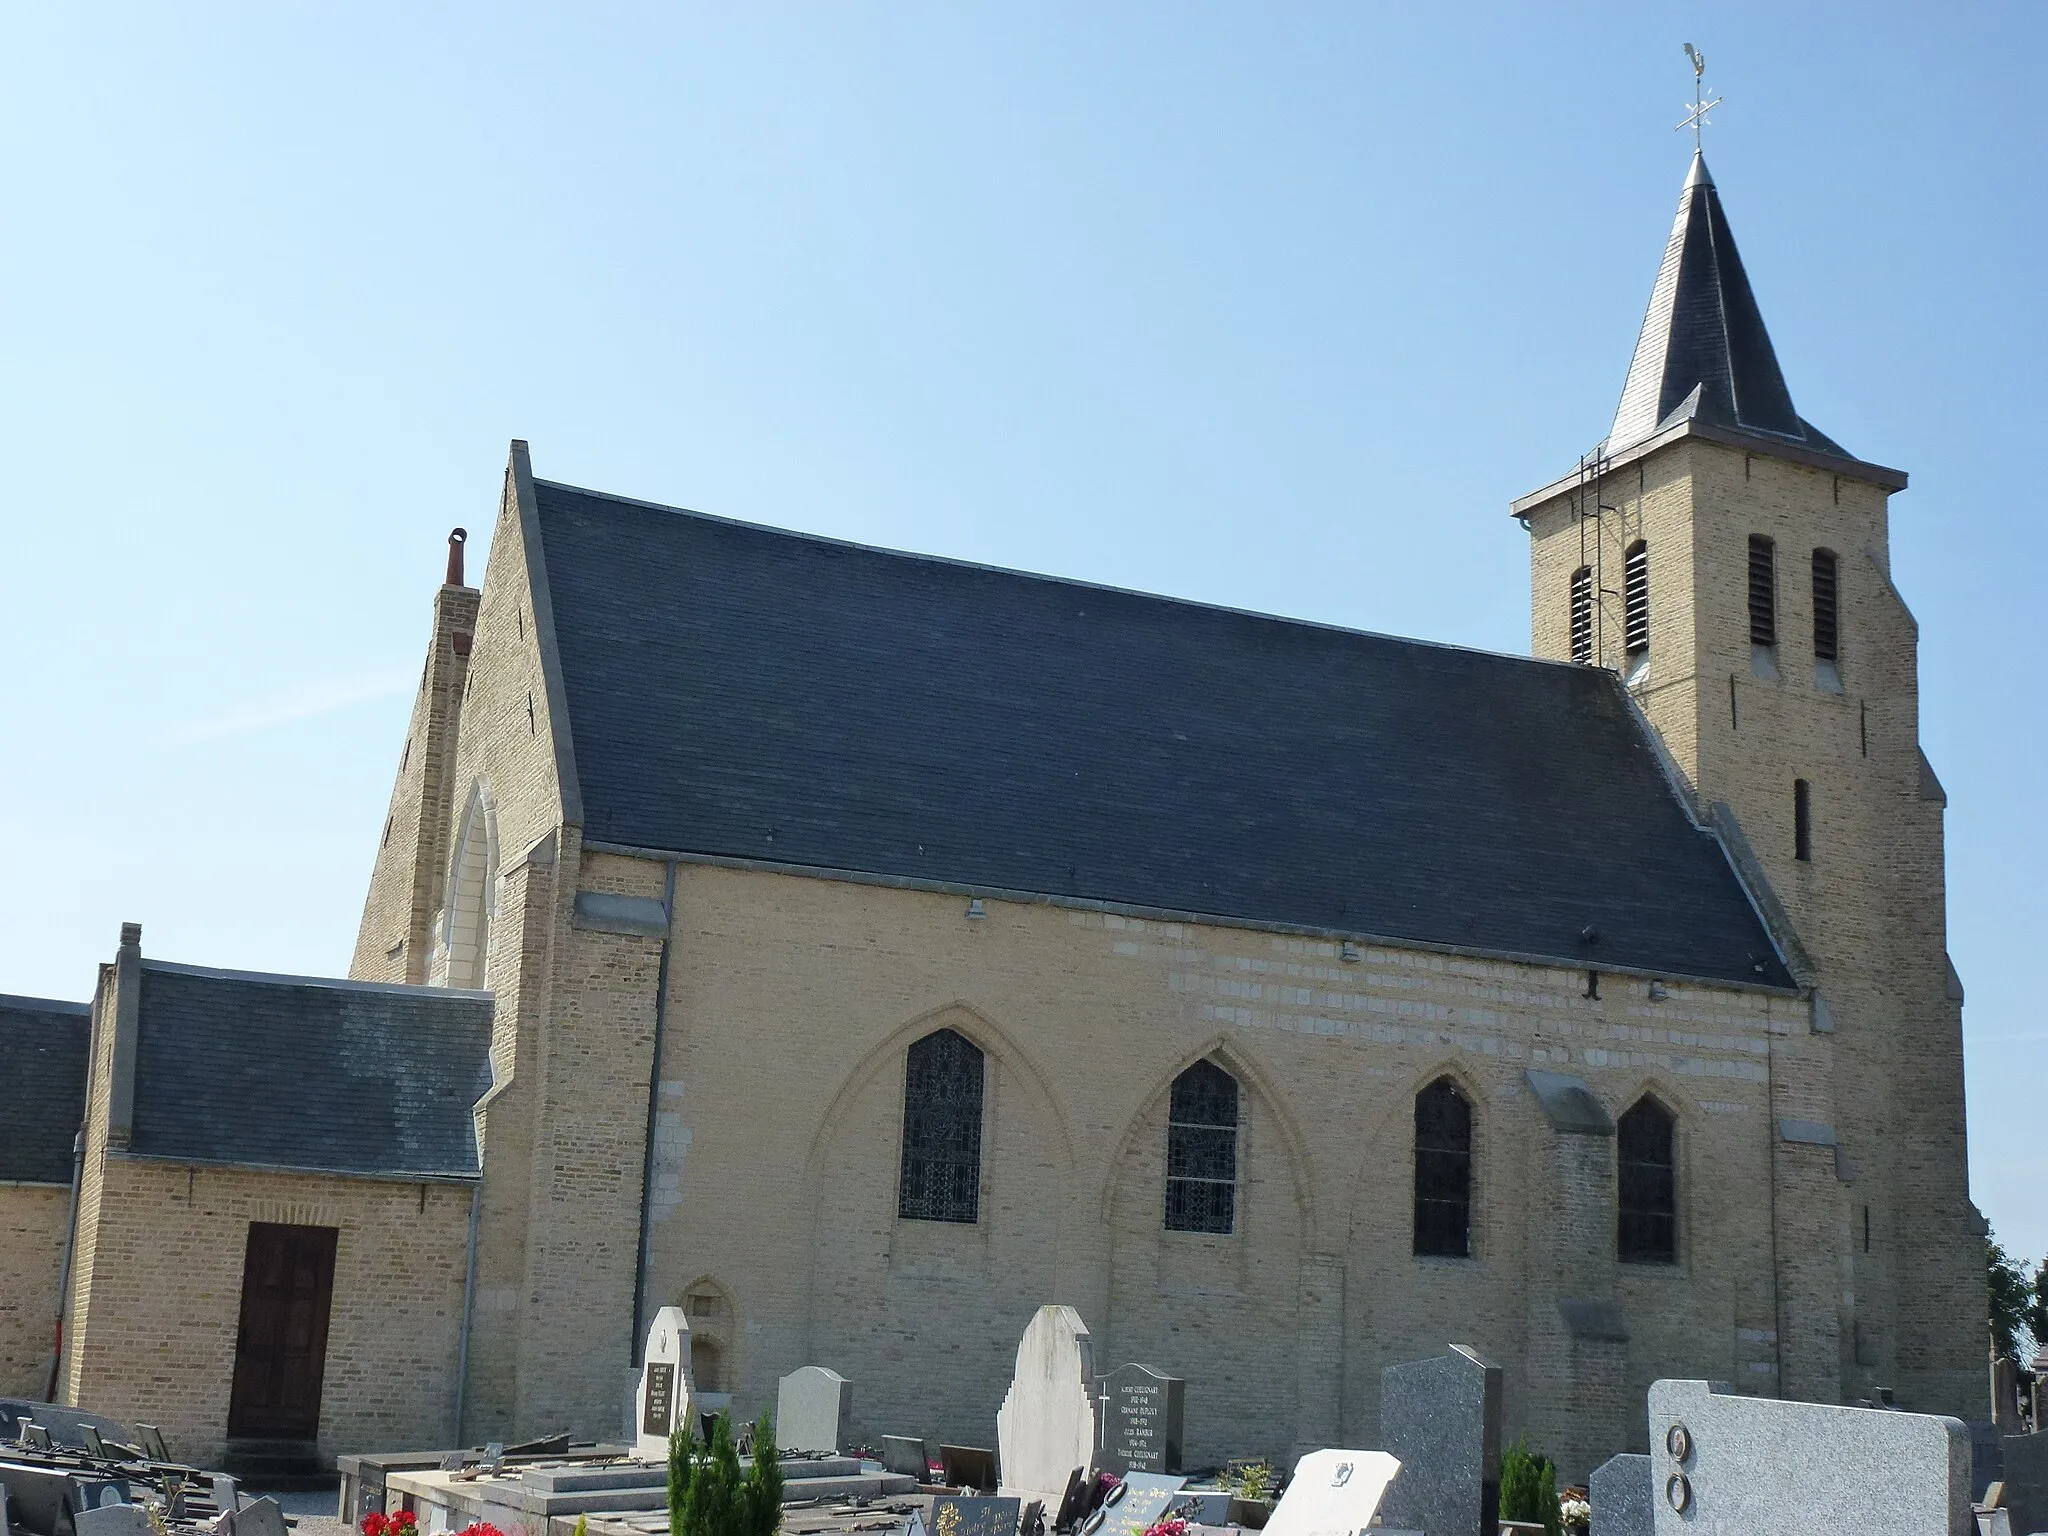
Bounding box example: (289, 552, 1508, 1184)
(0, 148, 1981, 1482)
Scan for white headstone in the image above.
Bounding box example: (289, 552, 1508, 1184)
(996, 1305, 1097, 1505)
(635, 1305, 696, 1461)
(776, 1365, 852, 1455)
(1263, 1450, 1402, 1536)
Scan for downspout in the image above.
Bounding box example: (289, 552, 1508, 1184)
(44, 1128, 85, 1402)
(454, 1180, 482, 1444)
(630, 861, 679, 1365)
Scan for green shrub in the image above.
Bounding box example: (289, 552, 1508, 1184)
(741, 1411, 784, 1536)
(667, 1424, 693, 1536)
(1499, 1439, 1560, 1536)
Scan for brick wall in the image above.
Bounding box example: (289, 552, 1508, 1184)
(0, 1184, 68, 1398)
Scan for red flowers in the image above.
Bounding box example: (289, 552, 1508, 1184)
(361, 1512, 419, 1536)
(457, 1524, 507, 1536)
(1142, 1521, 1190, 1536)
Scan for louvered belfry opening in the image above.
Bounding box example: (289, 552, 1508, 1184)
(1617, 1098, 1678, 1263)
(1569, 566, 1594, 664)
(1748, 535, 1777, 646)
(898, 1027, 985, 1223)
(1812, 549, 1840, 662)
(1623, 540, 1650, 658)
(1165, 1059, 1240, 1233)
(1795, 778, 1813, 862)
(1413, 1077, 1473, 1257)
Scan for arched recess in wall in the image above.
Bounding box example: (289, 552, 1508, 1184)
(678, 1274, 738, 1396)
(1096, 1036, 1320, 1251)
(442, 779, 498, 989)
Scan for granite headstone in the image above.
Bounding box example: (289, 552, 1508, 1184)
(1648, 1379, 1970, 1536)
(884, 1435, 930, 1479)
(634, 1305, 694, 1461)
(1263, 1450, 1401, 1536)
(1588, 1453, 1651, 1536)
(1377, 1343, 1503, 1536)
(1085, 1473, 1187, 1536)
(997, 1306, 1098, 1507)
(75, 1510, 150, 1536)
(234, 1498, 287, 1536)
(776, 1365, 852, 1455)
(1999, 1429, 2048, 1536)
(1095, 1365, 1186, 1476)
(928, 1496, 1024, 1536)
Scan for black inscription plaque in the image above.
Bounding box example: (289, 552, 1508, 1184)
(642, 1360, 676, 1437)
(1095, 1364, 1186, 1475)
(929, 1496, 1022, 1536)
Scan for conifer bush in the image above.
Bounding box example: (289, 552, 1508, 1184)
(667, 1424, 692, 1536)
(740, 1411, 784, 1536)
(1498, 1439, 1561, 1536)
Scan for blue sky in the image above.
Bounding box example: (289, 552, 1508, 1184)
(3, 4, 2041, 1265)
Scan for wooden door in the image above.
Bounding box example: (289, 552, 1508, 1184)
(227, 1222, 338, 1439)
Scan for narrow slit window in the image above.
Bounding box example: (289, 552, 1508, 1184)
(1812, 549, 1840, 661)
(1749, 536, 1777, 647)
(1569, 566, 1593, 665)
(1413, 1078, 1473, 1257)
(1795, 778, 1813, 862)
(898, 1028, 984, 1223)
(1617, 1097, 1677, 1263)
(1623, 540, 1650, 657)
(1165, 1060, 1239, 1233)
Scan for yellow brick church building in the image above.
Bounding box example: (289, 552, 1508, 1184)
(0, 149, 1981, 1480)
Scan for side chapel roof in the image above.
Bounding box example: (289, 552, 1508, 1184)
(522, 474, 1793, 990)
(130, 962, 493, 1179)
(0, 993, 90, 1183)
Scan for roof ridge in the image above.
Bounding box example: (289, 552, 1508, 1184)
(0, 992, 91, 1016)
(141, 958, 493, 1002)
(532, 477, 1588, 677)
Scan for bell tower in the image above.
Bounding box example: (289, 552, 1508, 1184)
(1513, 149, 1981, 1414)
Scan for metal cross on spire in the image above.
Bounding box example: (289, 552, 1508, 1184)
(1676, 42, 1722, 151)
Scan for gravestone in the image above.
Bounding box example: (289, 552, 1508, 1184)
(1265, 1450, 1401, 1536)
(997, 1306, 1097, 1507)
(1999, 1429, 2048, 1536)
(234, 1498, 287, 1536)
(75, 1509, 150, 1536)
(1377, 1344, 1502, 1536)
(920, 1495, 1023, 1536)
(1166, 1491, 1234, 1525)
(1587, 1453, 1650, 1536)
(776, 1366, 852, 1455)
(1095, 1365, 1186, 1476)
(883, 1435, 929, 1479)
(1647, 1379, 1969, 1536)
(634, 1305, 694, 1461)
(1085, 1472, 1186, 1536)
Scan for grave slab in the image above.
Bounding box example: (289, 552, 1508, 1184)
(884, 1436, 930, 1479)
(74, 1509, 150, 1536)
(1588, 1453, 1650, 1536)
(1095, 1365, 1186, 1476)
(1263, 1450, 1400, 1536)
(1377, 1343, 1502, 1536)
(997, 1306, 1097, 1507)
(2000, 1430, 2048, 1536)
(1087, 1472, 1187, 1536)
(634, 1306, 694, 1462)
(777, 1367, 853, 1456)
(1647, 1379, 1969, 1536)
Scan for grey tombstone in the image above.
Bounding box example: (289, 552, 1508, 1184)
(1095, 1364, 1186, 1476)
(1588, 1454, 1651, 1536)
(75, 1508, 151, 1536)
(883, 1435, 929, 1479)
(1648, 1379, 1970, 1536)
(235, 1498, 288, 1536)
(2001, 1429, 2048, 1536)
(1087, 1473, 1187, 1536)
(997, 1305, 1097, 1507)
(776, 1366, 852, 1456)
(1378, 1344, 1503, 1536)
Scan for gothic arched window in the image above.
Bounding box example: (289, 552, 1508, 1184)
(441, 783, 496, 990)
(1624, 540, 1650, 659)
(898, 1029, 984, 1223)
(1165, 1060, 1239, 1234)
(1617, 1097, 1677, 1263)
(1413, 1078, 1473, 1257)
(1569, 566, 1594, 664)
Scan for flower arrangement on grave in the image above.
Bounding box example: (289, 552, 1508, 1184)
(1221, 1460, 1277, 1502)
(362, 1512, 420, 1536)
(1558, 1488, 1590, 1536)
(452, 1523, 507, 1536)
(1141, 1519, 1191, 1536)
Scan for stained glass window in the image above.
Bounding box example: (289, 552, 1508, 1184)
(1618, 1097, 1677, 1263)
(898, 1028, 984, 1223)
(1165, 1060, 1238, 1234)
(1413, 1078, 1472, 1257)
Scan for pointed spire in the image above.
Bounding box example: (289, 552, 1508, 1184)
(1608, 152, 1835, 454)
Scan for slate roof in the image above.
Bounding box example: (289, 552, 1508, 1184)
(530, 478, 1793, 989)
(1608, 153, 1846, 458)
(0, 994, 89, 1184)
(131, 962, 493, 1178)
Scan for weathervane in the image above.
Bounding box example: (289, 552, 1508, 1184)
(1676, 42, 1722, 151)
